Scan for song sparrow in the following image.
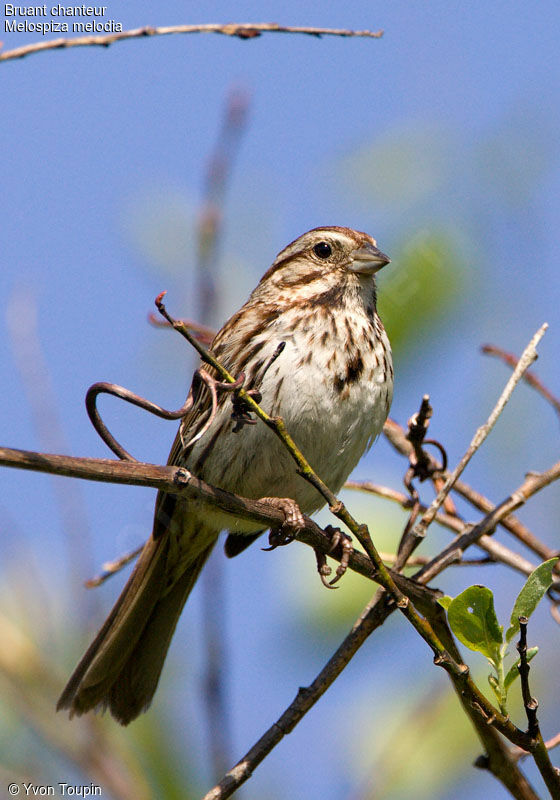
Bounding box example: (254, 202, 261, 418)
(58, 226, 393, 724)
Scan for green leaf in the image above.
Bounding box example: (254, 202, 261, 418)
(505, 558, 559, 643)
(446, 585, 503, 661)
(437, 596, 453, 611)
(504, 647, 539, 692)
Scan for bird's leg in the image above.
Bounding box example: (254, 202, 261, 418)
(259, 497, 305, 549)
(320, 525, 353, 587)
(231, 388, 262, 432)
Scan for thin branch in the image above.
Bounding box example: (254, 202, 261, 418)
(0, 22, 384, 63)
(345, 480, 539, 577)
(517, 618, 539, 739)
(196, 87, 249, 781)
(85, 544, 143, 588)
(482, 343, 560, 419)
(411, 323, 548, 540)
(451, 477, 558, 564)
(202, 576, 539, 800)
(511, 732, 560, 762)
(415, 462, 560, 584)
(517, 619, 560, 797)
(395, 394, 447, 569)
(0, 444, 436, 600)
(200, 590, 395, 800)
(382, 418, 555, 563)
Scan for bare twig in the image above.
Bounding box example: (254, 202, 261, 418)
(85, 544, 143, 588)
(411, 324, 548, 541)
(148, 314, 216, 346)
(415, 462, 560, 584)
(200, 590, 395, 800)
(0, 22, 384, 63)
(451, 478, 558, 564)
(85, 381, 194, 461)
(345, 480, 539, 577)
(382, 418, 553, 562)
(196, 88, 249, 780)
(511, 731, 560, 762)
(0, 445, 434, 600)
(395, 395, 448, 568)
(517, 618, 539, 739)
(517, 619, 560, 797)
(201, 576, 539, 800)
(482, 343, 560, 419)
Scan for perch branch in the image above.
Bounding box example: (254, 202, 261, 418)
(0, 444, 435, 601)
(0, 22, 384, 63)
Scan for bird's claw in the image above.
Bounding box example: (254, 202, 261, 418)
(259, 497, 305, 551)
(231, 387, 262, 432)
(316, 525, 353, 588)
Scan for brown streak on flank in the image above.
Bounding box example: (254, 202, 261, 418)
(330, 314, 338, 337)
(346, 353, 364, 384)
(249, 358, 265, 385)
(344, 317, 355, 348)
(271, 375, 285, 413)
(321, 331, 329, 346)
(334, 375, 345, 394)
(236, 338, 267, 373)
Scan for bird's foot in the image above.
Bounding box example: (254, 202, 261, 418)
(314, 525, 353, 589)
(260, 497, 305, 549)
(231, 387, 262, 432)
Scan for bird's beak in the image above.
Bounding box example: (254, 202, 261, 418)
(348, 242, 391, 275)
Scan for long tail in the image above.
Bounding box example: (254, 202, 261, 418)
(57, 505, 215, 725)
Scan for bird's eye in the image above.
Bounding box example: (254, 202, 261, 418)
(313, 241, 332, 259)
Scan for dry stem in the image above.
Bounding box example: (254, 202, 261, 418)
(0, 22, 383, 63)
(411, 324, 548, 540)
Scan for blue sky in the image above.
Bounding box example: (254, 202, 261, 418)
(1, 2, 559, 798)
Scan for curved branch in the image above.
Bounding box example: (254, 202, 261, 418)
(0, 445, 429, 600)
(0, 22, 383, 63)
